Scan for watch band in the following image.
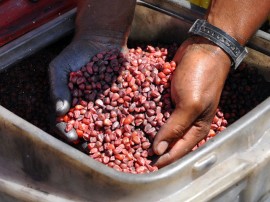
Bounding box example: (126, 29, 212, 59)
(188, 19, 248, 69)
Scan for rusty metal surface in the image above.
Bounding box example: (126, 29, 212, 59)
(0, 8, 76, 72)
(0, 0, 76, 46)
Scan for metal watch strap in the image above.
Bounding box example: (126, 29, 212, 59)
(188, 19, 248, 69)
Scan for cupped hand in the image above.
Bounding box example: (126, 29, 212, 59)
(49, 39, 126, 143)
(152, 36, 232, 167)
(49, 0, 136, 143)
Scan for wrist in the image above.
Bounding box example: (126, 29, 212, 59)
(188, 20, 248, 68)
(188, 36, 232, 69)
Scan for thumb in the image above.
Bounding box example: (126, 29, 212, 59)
(49, 43, 92, 116)
(49, 59, 71, 116)
(153, 107, 196, 155)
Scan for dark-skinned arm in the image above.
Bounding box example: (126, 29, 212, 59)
(152, 0, 270, 168)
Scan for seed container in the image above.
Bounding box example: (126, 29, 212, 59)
(0, 1, 270, 201)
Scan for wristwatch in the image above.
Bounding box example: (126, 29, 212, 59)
(188, 19, 248, 69)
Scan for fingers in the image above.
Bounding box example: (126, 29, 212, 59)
(49, 59, 71, 116)
(49, 43, 92, 116)
(153, 124, 209, 168)
(152, 97, 212, 168)
(152, 106, 198, 155)
(49, 43, 94, 143)
(55, 122, 79, 143)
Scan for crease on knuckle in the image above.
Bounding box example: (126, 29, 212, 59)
(170, 124, 186, 140)
(195, 124, 210, 139)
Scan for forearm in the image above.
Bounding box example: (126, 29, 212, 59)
(76, 0, 136, 35)
(206, 0, 270, 45)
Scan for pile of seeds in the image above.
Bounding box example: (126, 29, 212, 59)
(0, 40, 269, 174)
(58, 46, 178, 173)
(58, 46, 229, 173)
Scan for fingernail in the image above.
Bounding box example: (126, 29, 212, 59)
(56, 99, 64, 111)
(55, 99, 70, 116)
(156, 141, 169, 155)
(55, 122, 78, 143)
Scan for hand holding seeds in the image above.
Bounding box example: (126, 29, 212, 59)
(152, 36, 231, 167)
(49, 0, 136, 142)
(50, 0, 270, 172)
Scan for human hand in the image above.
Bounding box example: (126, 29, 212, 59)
(49, 0, 136, 143)
(152, 36, 231, 167)
(49, 40, 126, 143)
